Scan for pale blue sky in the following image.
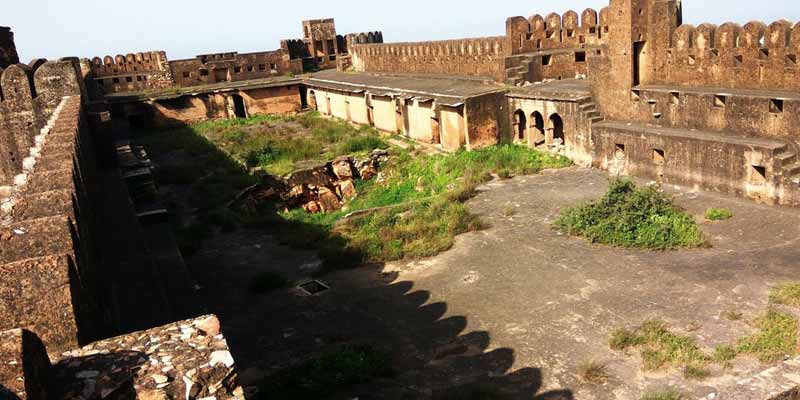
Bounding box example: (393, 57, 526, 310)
(5, 0, 800, 61)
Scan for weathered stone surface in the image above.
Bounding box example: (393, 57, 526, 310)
(51, 315, 243, 400)
(331, 156, 355, 180)
(317, 186, 341, 212)
(0, 329, 51, 400)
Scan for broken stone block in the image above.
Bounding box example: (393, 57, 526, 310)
(332, 156, 355, 180)
(286, 163, 334, 187)
(317, 187, 341, 212)
(338, 180, 357, 201)
(359, 164, 378, 181)
(0, 329, 52, 400)
(303, 201, 321, 213)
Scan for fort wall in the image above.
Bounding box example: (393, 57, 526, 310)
(505, 8, 609, 56)
(350, 36, 507, 81)
(87, 51, 173, 95)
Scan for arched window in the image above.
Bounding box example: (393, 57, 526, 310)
(531, 111, 545, 146)
(513, 110, 527, 142)
(549, 113, 564, 145)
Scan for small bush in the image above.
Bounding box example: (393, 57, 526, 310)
(769, 282, 800, 308)
(249, 272, 289, 294)
(257, 345, 392, 399)
(641, 389, 684, 400)
(705, 207, 734, 221)
(609, 320, 710, 372)
(578, 360, 609, 384)
(713, 344, 737, 364)
(497, 169, 512, 179)
(556, 179, 705, 249)
(737, 308, 798, 362)
(683, 365, 710, 379)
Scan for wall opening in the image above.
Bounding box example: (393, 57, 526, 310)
(542, 55, 553, 66)
(549, 113, 564, 145)
(299, 86, 308, 109)
(615, 143, 626, 158)
(751, 165, 767, 184)
(633, 41, 647, 86)
(575, 51, 586, 63)
(786, 54, 797, 66)
(513, 109, 527, 141)
(232, 94, 247, 118)
(531, 111, 545, 146)
(670, 91, 680, 105)
(769, 99, 784, 114)
(714, 95, 727, 108)
(653, 148, 665, 164)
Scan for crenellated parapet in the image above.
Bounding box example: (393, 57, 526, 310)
(659, 18, 800, 90)
(350, 36, 506, 81)
(506, 7, 609, 56)
(85, 50, 174, 96)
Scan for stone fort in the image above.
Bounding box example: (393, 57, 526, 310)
(1, 0, 799, 398)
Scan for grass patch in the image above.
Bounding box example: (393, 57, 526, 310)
(713, 344, 738, 365)
(249, 271, 290, 294)
(609, 320, 709, 372)
(683, 365, 710, 379)
(723, 309, 743, 321)
(556, 179, 705, 250)
(737, 308, 798, 363)
(641, 389, 685, 400)
(256, 345, 392, 400)
(578, 360, 610, 384)
(769, 282, 800, 308)
(275, 145, 569, 269)
(705, 207, 734, 221)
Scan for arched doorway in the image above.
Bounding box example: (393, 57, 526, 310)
(232, 94, 247, 118)
(513, 110, 527, 143)
(531, 111, 545, 147)
(549, 113, 564, 145)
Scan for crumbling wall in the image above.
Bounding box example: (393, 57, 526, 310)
(88, 51, 174, 95)
(350, 37, 506, 81)
(465, 92, 510, 149)
(170, 50, 302, 88)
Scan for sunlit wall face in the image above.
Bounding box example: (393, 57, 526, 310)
(5, 0, 800, 61)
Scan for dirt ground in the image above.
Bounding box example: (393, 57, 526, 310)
(187, 167, 800, 399)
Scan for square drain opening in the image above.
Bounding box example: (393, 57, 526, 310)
(299, 280, 330, 295)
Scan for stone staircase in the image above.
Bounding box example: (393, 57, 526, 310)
(505, 54, 536, 86)
(774, 145, 800, 185)
(577, 97, 605, 124)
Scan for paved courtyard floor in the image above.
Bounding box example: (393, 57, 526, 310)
(193, 167, 800, 399)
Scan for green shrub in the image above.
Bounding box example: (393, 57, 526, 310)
(705, 207, 734, 221)
(641, 389, 684, 400)
(556, 179, 705, 249)
(609, 320, 710, 372)
(249, 272, 289, 294)
(257, 345, 392, 399)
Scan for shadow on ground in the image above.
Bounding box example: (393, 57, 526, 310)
(126, 114, 574, 400)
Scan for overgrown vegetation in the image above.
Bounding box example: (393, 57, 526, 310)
(271, 145, 570, 268)
(769, 282, 800, 308)
(137, 112, 570, 271)
(256, 345, 393, 400)
(556, 179, 705, 249)
(705, 207, 734, 221)
(191, 111, 390, 176)
(249, 271, 290, 294)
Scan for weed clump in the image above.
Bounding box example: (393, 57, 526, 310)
(577, 360, 610, 384)
(641, 389, 685, 400)
(249, 271, 289, 294)
(705, 207, 734, 221)
(769, 282, 800, 308)
(257, 345, 392, 399)
(609, 320, 709, 372)
(737, 308, 798, 363)
(556, 179, 705, 249)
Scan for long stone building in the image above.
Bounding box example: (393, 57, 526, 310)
(1, 0, 799, 398)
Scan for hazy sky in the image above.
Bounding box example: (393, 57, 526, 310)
(6, 0, 800, 61)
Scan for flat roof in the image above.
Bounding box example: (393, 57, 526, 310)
(595, 121, 787, 150)
(507, 79, 592, 102)
(636, 84, 800, 101)
(101, 76, 304, 103)
(306, 70, 506, 106)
